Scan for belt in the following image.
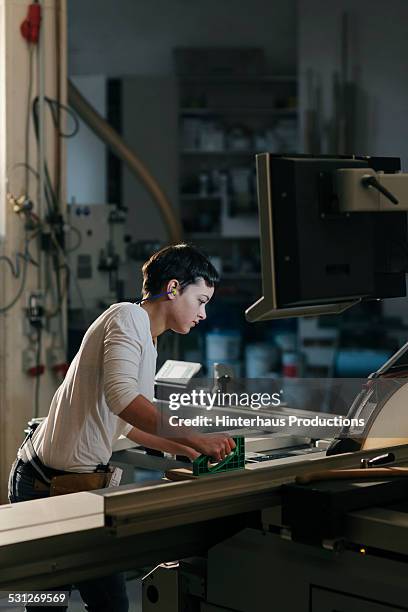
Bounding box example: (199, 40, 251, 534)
(18, 428, 112, 486)
(17, 458, 68, 486)
(18, 461, 117, 495)
(33, 477, 50, 491)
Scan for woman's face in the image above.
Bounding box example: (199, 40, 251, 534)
(167, 278, 214, 334)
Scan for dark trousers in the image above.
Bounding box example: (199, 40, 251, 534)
(8, 459, 129, 612)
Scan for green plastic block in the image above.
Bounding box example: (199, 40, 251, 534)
(192, 436, 245, 477)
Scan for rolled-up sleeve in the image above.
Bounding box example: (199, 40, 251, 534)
(103, 312, 145, 415)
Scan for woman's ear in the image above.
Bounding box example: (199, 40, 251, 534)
(166, 280, 179, 299)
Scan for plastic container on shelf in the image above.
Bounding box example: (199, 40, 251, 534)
(282, 351, 299, 378)
(274, 333, 297, 353)
(245, 343, 279, 377)
(206, 329, 241, 361)
(181, 117, 202, 149)
(200, 121, 225, 151)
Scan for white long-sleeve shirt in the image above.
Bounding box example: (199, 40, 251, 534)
(26, 303, 157, 472)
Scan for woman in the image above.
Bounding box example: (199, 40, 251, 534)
(8, 242, 235, 612)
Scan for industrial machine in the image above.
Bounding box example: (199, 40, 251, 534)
(3, 155, 408, 612)
(246, 154, 408, 321)
(3, 350, 408, 611)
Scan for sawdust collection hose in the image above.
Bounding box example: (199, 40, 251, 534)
(68, 79, 183, 244)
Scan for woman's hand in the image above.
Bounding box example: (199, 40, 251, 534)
(182, 446, 201, 461)
(189, 434, 236, 462)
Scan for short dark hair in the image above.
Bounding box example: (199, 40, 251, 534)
(142, 243, 219, 297)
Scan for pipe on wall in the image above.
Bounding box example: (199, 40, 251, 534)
(68, 79, 182, 244)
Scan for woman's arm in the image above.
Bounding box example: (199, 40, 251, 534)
(103, 309, 235, 461)
(119, 394, 235, 461)
(126, 426, 200, 461)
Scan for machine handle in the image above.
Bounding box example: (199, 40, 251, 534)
(362, 175, 399, 205)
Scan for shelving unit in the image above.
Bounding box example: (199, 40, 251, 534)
(174, 48, 298, 369)
(177, 68, 298, 252)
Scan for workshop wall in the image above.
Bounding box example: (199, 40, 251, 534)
(0, 0, 68, 503)
(298, 0, 408, 325)
(67, 75, 106, 204)
(66, 0, 408, 331)
(68, 0, 297, 77)
(121, 76, 179, 297)
(298, 0, 408, 168)
(67, 0, 298, 296)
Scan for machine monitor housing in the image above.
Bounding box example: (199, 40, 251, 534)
(246, 154, 407, 322)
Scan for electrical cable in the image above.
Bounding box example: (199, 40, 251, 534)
(9, 161, 40, 192)
(0, 230, 39, 314)
(0, 249, 35, 278)
(32, 95, 79, 139)
(2, 12, 69, 393)
(31, 96, 80, 327)
(34, 326, 42, 418)
(5, 51, 80, 321)
(44, 19, 68, 317)
(32, 95, 80, 215)
(45, 263, 69, 318)
(54, 0, 62, 207)
(25, 233, 41, 267)
(135, 289, 177, 304)
(0, 242, 29, 313)
(29, 93, 81, 328)
(24, 45, 35, 196)
(8, 167, 71, 318)
(135, 282, 190, 304)
(10, 160, 57, 224)
(1, 39, 41, 314)
(12, 163, 70, 326)
(1, 40, 39, 315)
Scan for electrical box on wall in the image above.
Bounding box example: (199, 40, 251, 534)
(67, 203, 127, 311)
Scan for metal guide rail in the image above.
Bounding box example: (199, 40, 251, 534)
(103, 443, 408, 533)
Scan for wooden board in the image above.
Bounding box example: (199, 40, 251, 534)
(165, 468, 199, 481)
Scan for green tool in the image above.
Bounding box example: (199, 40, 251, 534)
(192, 436, 245, 477)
